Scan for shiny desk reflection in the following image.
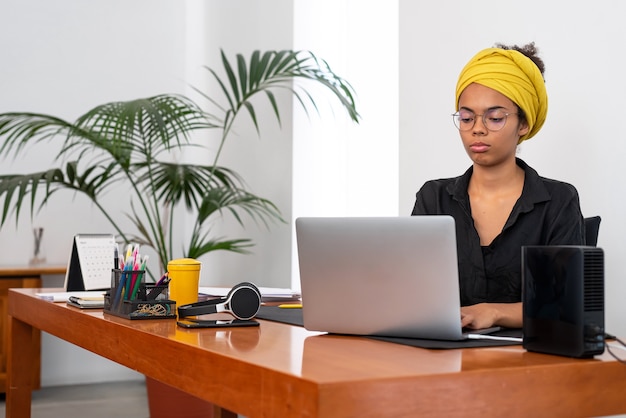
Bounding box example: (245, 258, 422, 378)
(8, 288, 626, 418)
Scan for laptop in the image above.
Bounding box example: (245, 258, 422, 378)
(296, 216, 509, 341)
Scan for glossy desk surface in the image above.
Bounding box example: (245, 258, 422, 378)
(8, 288, 626, 418)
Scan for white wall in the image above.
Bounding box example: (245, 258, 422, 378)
(0, 0, 190, 267)
(291, 0, 399, 287)
(399, 0, 626, 338)
(0, 0, 191, 387)
(199, 1, 399, 290)
(0, 0, 297, 288)
(189, 0, 296, 289)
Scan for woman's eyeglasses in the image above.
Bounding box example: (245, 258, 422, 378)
(452, 108, 518, 132)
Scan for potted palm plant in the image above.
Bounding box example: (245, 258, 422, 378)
(0, 49, 359, 277)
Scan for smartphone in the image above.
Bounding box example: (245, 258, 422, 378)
(176, 319, 260, 328)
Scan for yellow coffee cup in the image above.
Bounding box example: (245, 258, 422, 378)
(167, 258, 201, 310)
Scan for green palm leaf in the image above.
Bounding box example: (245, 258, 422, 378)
(0, 50, 359, 275)
(0, 161, 118, 225)
(197, 187, 283, 228)
(199, 49, 360, 135)
(145, 162, 244, 209)
(186, 234, 254, 259)
(74, 95, 216, 161)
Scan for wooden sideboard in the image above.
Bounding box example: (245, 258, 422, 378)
(0, 265, 66, 393)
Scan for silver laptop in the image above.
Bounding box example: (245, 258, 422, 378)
(296, 216, 500, 341)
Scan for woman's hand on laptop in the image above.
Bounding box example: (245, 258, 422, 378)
(461, 302, 523, 329)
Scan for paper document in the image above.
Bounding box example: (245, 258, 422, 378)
(199, 286, 301, 302)
(36, 290, 107, 303)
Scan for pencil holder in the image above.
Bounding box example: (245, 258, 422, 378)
(104, 269, 176, 320)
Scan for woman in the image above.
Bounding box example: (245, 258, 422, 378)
(411, 43, 585, 330)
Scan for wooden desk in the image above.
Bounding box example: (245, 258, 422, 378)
(8, 288, 626, 418)
(0, 266, 65, 393)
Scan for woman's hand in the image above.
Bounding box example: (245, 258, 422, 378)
(461, 302, 523, 329)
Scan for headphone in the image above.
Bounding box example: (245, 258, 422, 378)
(177, 282, 261, 320)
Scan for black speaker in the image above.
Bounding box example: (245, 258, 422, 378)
(177, 282, 261, 320)
(522, 245, 605, 358)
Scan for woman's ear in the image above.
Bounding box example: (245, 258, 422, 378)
(518, 121, 530, 137)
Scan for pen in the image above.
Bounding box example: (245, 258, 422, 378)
(123, 256, 133, 300)
(278, 303, 302, 309)
(466, 334, 523, 342)
(132, 244, 140, 266)
(125, 244, 133, 263)
(114, 243, 120, 270)
(155, 272, 168, 286)
(112, 270, 127, 309)
(128, 253, 142, 300)
(130, 255, 148, 300)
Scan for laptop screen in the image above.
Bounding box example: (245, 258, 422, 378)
(296, 216, 465, 340)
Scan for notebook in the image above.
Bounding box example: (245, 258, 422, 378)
(295, 216, 514, 341)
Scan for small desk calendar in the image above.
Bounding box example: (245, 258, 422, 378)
(64, 234, 116, 291)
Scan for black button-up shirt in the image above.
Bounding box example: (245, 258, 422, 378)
(411, 158, 585, 306)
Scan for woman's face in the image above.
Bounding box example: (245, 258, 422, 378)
(457, 83, 529, 168)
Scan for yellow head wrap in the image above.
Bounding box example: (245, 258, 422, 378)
(455, 48, 548, 143)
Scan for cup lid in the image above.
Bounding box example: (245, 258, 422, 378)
(167, 258, 202, 270)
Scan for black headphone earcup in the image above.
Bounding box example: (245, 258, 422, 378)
(228, 282, 261, 320)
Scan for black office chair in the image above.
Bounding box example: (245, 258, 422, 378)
(584, 216, 601, 246)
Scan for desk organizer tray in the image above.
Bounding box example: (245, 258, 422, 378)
(104, 294, 176, 319)
(104, 269, 176, 320)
